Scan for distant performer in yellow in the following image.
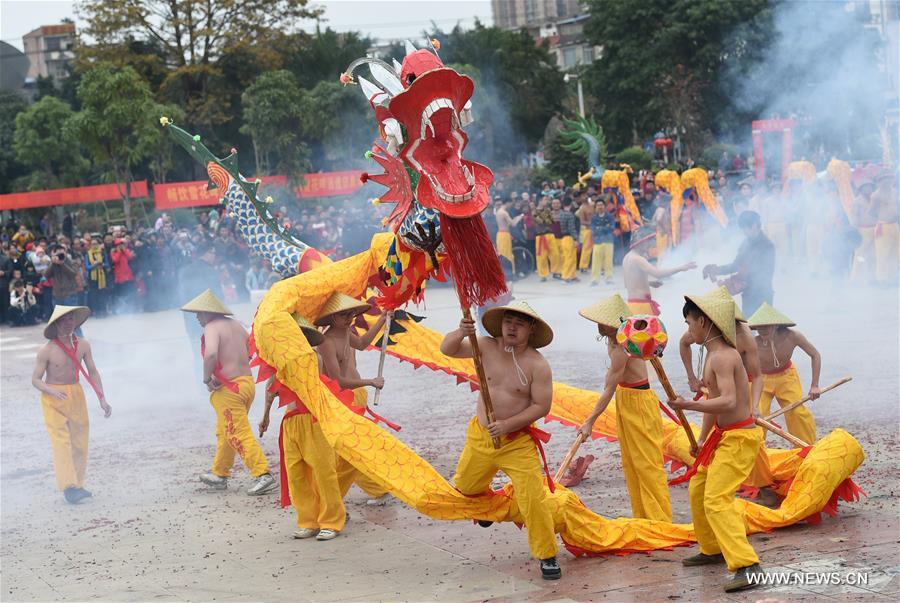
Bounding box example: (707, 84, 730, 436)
(748, 303, 819, 444)
(32, 305, 111, 504)
(182, 289, 277, 496)
(495, 197, 523, 274)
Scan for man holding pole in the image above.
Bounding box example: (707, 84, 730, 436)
(748, 303, 819, 444)
(440, 301, 561, 580)
(669, 295, 764, 593)
(577, 294, 672, 522)
(316, 291, 391, 506)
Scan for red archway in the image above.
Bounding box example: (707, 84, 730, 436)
(751, 118, 795, 181)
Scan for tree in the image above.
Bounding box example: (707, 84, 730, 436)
(13, 96, 89, 191)
(429, 22, 566, 159)
(0, 91, 29, 194)
(302, 80, 373, 172)
(279, 27, 373, 88)
(582, 0, 774, 150)
(67, 64, 171, 227)
(76, 0, 322, 128)
(240, 70, 310, 182)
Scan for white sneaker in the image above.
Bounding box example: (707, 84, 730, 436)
(247, 473, 277, 496)
(365, 494, 390, 506)
(316, 529, 339, 541)
(292, 528, 319, 539)
(199, 473, 228, 490)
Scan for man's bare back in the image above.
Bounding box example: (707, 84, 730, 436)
(702, 346, 752, 427)
(623, 249, 695, 299)
(204, 317, 251, 380)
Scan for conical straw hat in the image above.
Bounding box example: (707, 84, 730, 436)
(579, 294, 632, 329)
(180, 289, 233, 315)
(684, 294, 737, 347)
(314, 292, 371, 326)
(292, 313, 324, 346)
(748, 302, 795, 328)
(44, 305, 91, 340)
(482, 300, 553, 348)
(704, 285, 746, 322)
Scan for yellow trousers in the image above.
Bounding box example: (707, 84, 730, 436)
(559, 235, 578, 280)
(210, 376, 270, 477)
(689, 427, 762, 571)
(282, 413, 346, 531)
(656, 231, 669, 261)
(41, 383, 89, 491)
(806, 224, 824, 274)
(743, 427, 775, 488)
(454, 417, 557, 560)
(535, 234, 558, 279)
(496, 231, 515, 272)
(628, 298, 659, 316)
(759, 365, 817, 444)
(875, 222, 899, 284)
(852, 226, 876, 282)
(337, 389, 388, 498)
(590, 242, 614, 282)
(579, 227, 593, 270)
(615, 386, 672, 522)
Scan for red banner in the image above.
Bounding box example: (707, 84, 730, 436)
(0, 181, 149, 211)
(153, 171, 364, 210)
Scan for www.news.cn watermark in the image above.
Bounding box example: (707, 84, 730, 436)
(750, 571, 870, 587)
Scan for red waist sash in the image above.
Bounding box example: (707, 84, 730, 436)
(628, 294, 661, 316)
(669, 416, 756, 485)
(762, 360, 793, 376)
(200, 335, 240, 393)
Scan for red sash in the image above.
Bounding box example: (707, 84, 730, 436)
(669, 416, 756, 485)
(762, 360, 793, 376)
(628, 295, 661, 316)
(52, 337, 103, 400)
(200, 335, 240, 393)
(619, 379, 649, 389)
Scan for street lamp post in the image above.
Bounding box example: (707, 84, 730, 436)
(564, 72, 585, 118)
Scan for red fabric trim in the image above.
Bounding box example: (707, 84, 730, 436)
(762, 360, 793, 376)
(628, 295, 660, 316)
(619, 379, 649, 389)
(518, 426, 555, 493)
(669, 416, 755, 485)
(278, 420, 291, 508)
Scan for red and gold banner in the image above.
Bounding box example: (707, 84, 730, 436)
(153, 171, 364, 210)
(0, 181, 149, 211)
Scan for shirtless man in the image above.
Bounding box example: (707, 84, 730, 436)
(872, 171, 898, 286)
(181, 289, 276, 495)
(670, 295, 764, 593)
(578, 294, 671, 521)
(748, 303, 820, 444)
(575, 196, 595, 272)
(32, 306, 110, 504)
(440, 301, 560, 580)
(495, 198, 523, 275)
(316, 291, 390, 505)
(623, 229, 695, 315)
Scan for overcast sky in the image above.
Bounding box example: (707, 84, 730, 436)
(1, 0, 493, 51)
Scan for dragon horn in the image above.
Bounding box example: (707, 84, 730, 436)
(405, 39, 417, 55)
(369, 62, 404, 96)
(357, 75, 390, 105)
(392, 59, 403, 73)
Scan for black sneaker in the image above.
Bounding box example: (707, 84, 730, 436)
(476, 520, 493, 528)
(540, 557, 561, 580)
(63, 487, 90, 504)
(724, 563, 764, 592)
(682, 552, 726, 566)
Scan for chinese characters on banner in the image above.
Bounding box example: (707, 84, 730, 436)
(153, 171, 364, 210)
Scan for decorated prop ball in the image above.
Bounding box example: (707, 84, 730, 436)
(616, 315, 668, 359)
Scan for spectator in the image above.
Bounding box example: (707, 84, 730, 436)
(45, 248, 80, 307)
(12, 224, 34, 250)
(590, 200, 617, 285)
(85, 235, 110, 316)
(9, 279, 39, 326)
(110, 238, 137, 311)
(0, 246, 12, 324)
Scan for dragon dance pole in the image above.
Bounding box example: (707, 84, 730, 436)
(649, 356, 699, 452)
(372, 311, 393, 407)
(462, 306, 501, 449)
(764, 377, 852, 421)
(554, 432, 586, 482)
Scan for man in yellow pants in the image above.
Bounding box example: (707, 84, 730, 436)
(182, 289, 276, 496)
(259, 316, 347, 541)
(670, 294, 764, 593)
(576, 196, 594, 272)
(32, 305, 111, 504)
(748, 303, 819, 444)
(577, 294, 671, 521)
(495, 198, 522, 275)
(441, 301, 561, 580)
(534, 199, 558, 281)
(872, 170, 898, 286)
(589, 199, 616, 285)
(558, 198, 580, 281)
(316, 292, 391, 505)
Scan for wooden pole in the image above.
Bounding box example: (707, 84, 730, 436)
(554, 432, 586, 483)
(648, 356, 698, 450)
(764, 377, 852, 421)
(463, 306, 501, 449)
(755, 416, 809, 448)
(372, 312, 393, 406)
